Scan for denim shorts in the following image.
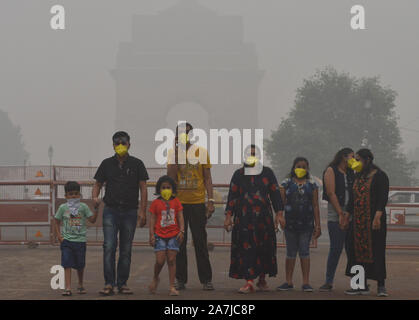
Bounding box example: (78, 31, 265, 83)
(284, 229, 312, 259)
(60, 239, 86, 269)
(154, 235, 179, 252)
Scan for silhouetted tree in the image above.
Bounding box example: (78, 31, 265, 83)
(0, 109, 29, 165)
(266, 67, 417, 186)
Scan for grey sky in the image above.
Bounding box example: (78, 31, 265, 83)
(1, 0, 418, 169)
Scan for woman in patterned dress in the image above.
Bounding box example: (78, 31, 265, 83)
(224, 145, 283, 294)
(344, 149, 389, 297)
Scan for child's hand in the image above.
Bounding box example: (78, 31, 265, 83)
(176, 231, 184, 244)
(149, 234, 155, 247)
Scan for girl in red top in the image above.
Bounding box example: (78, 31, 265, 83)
(149, 175, 185, 296)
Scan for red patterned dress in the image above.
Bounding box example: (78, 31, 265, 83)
(345, 169, 389, 282)
(225, 166, 283, 280)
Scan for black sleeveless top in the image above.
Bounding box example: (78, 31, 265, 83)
(322, 166, 354, 208)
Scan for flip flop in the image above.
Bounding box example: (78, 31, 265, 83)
(118, 286, 133, 295)
(169, 288, 179, 296)
(77, 287, 87, 294)
(99, 286, 114, 296)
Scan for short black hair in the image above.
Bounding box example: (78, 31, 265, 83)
(155, 175, 177, 196)
(64, 181, 80, 193)
(112, 131, 130, 143)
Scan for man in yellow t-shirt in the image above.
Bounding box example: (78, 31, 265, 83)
(167, 122, 215, 291)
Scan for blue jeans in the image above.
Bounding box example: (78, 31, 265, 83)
(284, 229, 312, 259)
(325, 221, 347, 284)
(102, 206, 137, 289)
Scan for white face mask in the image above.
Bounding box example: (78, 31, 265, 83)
(67, 198, 81, 217)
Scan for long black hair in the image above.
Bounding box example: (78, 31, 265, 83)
(288, 156, 310, 179)
(327, 147, 354, 169)
(356, 148, 380, 178)
(155, 175, 177, 196)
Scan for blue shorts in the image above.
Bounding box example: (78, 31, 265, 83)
(60, 239, 86, 270)
(284, 229, 312, 259)
(154, 235, 179, 252)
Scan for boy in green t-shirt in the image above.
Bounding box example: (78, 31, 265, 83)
(54, 181, 98, 296)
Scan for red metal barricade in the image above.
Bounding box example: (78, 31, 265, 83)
(2, 167, 418, 249)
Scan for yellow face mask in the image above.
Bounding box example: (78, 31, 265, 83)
(178, 132, 189, 145)
(245, 156, 258, 166)
(351, 160, 363, 173)
(294, 168, 307, 179)
(114, 144, 128, 157)
(161, 189, 172, 201)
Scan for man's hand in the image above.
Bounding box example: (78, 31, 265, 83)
(149, 234, 155, 247)
(224, 214, 233, 232)
(57, 235, 63, 244)
(206, 201, 215, 219)
(137, 210, 147, 228)
(176, 231, 184, 244)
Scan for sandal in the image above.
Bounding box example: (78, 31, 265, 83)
(62, 289, 72, 296)
(238, 281, 255, 294)
(256, 280, 269, 292)
(169, 287, 179, 296)
(77, 287, 87, 294)
(99, 285, 114, 296)
(118, 286, 133, 295)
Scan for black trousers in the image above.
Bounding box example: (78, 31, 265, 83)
(176, 203, 212, 284)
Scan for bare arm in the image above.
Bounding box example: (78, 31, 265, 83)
(177, 210, 185, 233)
(54, 218, 62, 242)
(138, 181, 148, 228)
(203, 167, 214, 200)
(92, 181, 103, 207)
(139, 181, 148, 214)
(313, 188, 321, 228)
(149, 212, 156, 237)
(312, 188, 322, 239)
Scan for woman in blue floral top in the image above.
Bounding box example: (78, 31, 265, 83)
(276, 157, 321, 292)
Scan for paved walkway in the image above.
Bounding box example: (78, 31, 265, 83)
(0, 243, 418, 300)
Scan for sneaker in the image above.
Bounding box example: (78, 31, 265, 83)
(344, 285, 370, 296)
(174, 280, 186, 291)
(302, 284, 314, 292)
(377, 286, 388, 297)
(203, 281, 215, 291)
(276, 282, 294, 291)
(319, 283, 333, 292)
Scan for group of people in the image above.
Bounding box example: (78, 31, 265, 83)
(224, 145, 389, 297)
(54, 123, 389, 297)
